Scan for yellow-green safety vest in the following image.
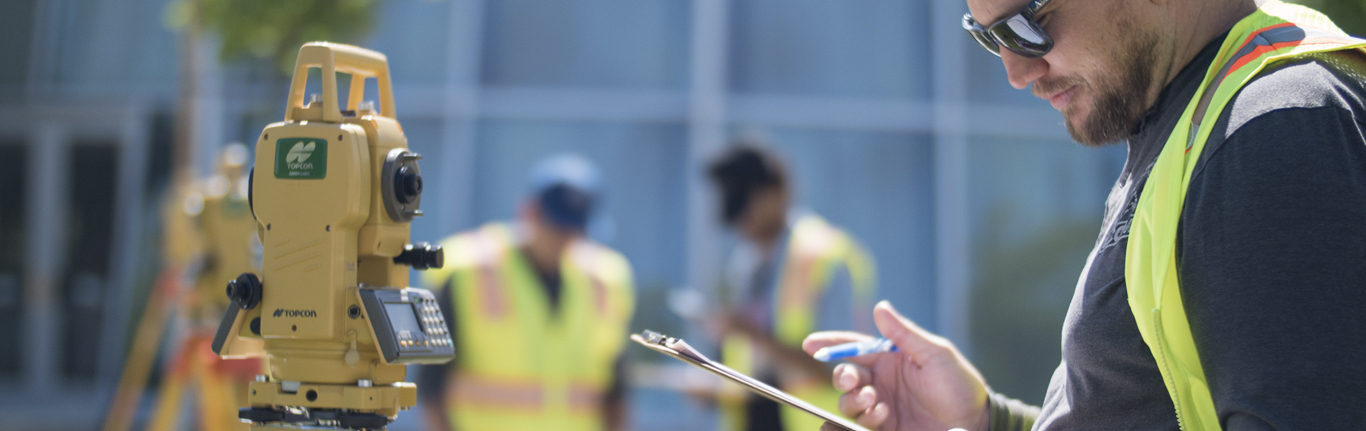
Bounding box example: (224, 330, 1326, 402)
(721, 214, 876, 431)
(1127, 3, 1366, 430)
(422, 223, 636, 431)
(195, 186, 258, 313)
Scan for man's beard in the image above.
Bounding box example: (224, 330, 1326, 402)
(1057, 31, 1161, 147)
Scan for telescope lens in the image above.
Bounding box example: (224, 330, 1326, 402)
(406, 173, 423, 196)
(394, 167, 422, 204)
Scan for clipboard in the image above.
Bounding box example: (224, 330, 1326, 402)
(631, 330, 870, 431)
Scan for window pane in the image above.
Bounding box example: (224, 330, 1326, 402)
(53, 0, 178, 94)
(62, 144, 119, 381)
(367, 0, 451, 86)
(729, 0, 931, 99)
(0, 0, 35, 98)
(482, 0, 690, 90)
(966, 136, 1124, 404)
(0, 143, 26, 379)
(965, 45, 1047, 105)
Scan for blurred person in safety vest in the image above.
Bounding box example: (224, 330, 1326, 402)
(417, 154, 635, 431)
(706, 143, 876, 431)
(105, 143, 264, 431)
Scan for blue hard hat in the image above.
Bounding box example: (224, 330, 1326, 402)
(529, 154, 601, 231)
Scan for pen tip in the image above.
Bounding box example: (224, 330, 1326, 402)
(813, 348, 831, 362)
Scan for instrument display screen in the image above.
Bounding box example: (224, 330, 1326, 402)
(385, 302, 422, 335)
(359, 287, 456, 364)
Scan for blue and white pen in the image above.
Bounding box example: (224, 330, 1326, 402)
(812, 337, 900, 362)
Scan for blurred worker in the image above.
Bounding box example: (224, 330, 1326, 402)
(419, 154, 635, 431)
(106, 143, 263, 431)
(190, 143, 263, 324)
(706, 143, 875, 431)
(149, 142, 264, 431)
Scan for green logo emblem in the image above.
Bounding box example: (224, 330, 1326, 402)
(275, 138, 327, 179)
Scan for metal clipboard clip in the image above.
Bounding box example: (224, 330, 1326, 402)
(630, 330, 869, 431)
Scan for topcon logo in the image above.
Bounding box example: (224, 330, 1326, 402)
(286, 142, 316, 168)
(274, 139, 327, 179)
(273, 308, 317, 318)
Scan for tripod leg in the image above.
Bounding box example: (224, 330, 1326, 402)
(101, 267, 180, 431)
(149, 333, 196, 431)
(193, 337, 237, 431)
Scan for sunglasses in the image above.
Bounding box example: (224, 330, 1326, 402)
(962, 0, 1055, 58)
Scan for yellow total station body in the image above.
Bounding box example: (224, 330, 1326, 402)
(211, 42, 454, 430)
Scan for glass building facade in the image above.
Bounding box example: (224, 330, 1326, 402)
(0, 0, 1126, 429)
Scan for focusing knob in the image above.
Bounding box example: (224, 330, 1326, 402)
(226, 273, 263, 310)
(394, 242, 444, 270)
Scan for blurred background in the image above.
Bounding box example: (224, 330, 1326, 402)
(2, 0, 1355, 430)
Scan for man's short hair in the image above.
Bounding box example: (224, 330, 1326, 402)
(707, 144, 788, 224)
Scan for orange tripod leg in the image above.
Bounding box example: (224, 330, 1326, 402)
(192, 336, 243, 431)
(148, 331, 198, 431)
(102, 268, 181, 431)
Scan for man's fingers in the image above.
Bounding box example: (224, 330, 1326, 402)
(838, 385, 878, 417)
(832, 363, 872, 392)
(873, 300, 948, 361)
(802, 331, 875, 354)
(857, 402, 890, 429)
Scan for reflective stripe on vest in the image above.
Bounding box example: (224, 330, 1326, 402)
(775, 215, 876, 346)
(438, 222, 634, 431)
(1126, 3, 1366, 430)
(474, 226, 511, 319)
(449, 374, 607, 413)
(720, 214, 876, 431)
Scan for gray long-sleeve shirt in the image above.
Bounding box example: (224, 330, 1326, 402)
(991, 33, 1366, 430)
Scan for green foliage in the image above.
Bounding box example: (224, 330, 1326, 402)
(165, 0, 378, 75)
(1291, 0, 1366, 36)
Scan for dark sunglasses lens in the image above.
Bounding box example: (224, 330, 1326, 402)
(990, 16, 1051, 57)
(968, 30, 1001, 56)
(962, 14, 1001, 56)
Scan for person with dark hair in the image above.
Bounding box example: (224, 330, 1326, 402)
(706, 144, 876, 431)
(417, 154, 635, 431)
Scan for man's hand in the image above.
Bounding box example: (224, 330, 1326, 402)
(803, 301, 990, 431)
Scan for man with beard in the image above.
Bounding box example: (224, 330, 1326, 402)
(804, 0, 1366, 430)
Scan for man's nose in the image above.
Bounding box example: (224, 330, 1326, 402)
(1002, 50, 1047, 90)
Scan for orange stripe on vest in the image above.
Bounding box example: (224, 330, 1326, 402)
(475, 229, 508, 319)
(450, 375, 544, 411)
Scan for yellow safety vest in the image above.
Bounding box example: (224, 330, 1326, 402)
(1126, 3, 1366, 430)
(422, 223, 635, 431)
(721, 214, 876, 431)
(195, 186, 258, 313)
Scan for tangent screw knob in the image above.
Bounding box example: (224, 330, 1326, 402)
(394, 242, 444, 270)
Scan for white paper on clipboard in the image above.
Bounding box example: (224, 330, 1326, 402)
(631, 330, 870, 431)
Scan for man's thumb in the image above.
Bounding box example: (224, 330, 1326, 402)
(872, 300, 944, 360)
